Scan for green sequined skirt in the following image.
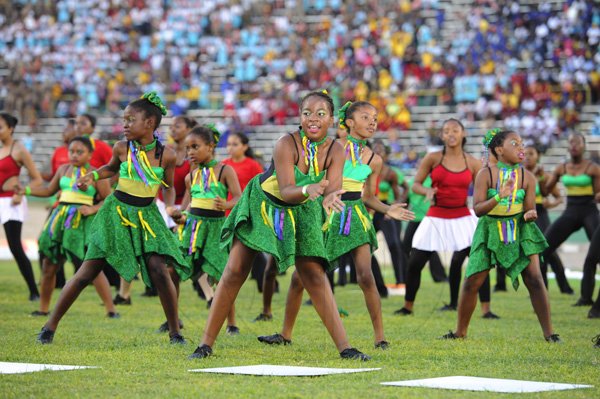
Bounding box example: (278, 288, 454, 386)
(85, 194, 192, 287)
(221, 176, 330, 272)
(323, 198, 378, 264)
(38, 203, 94, 264)
(467, 213, 548, 290)
(178, 212, 227, 280)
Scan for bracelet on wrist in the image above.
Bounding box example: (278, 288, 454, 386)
(25, 186, 31, 196)
(92, 171, 99, 181)
(301, 185, 309, 197)
(493, 193, 501, 202)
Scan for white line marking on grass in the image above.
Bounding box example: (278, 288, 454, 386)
(189, 365, 380, 377)
(0, 362, 97, 374)
(381, 376, 593, 393)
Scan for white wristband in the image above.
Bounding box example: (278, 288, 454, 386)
(302, 185, 309, 197)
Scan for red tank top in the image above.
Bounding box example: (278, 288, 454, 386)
(158, 159, 190, 205)
(426, 158, 472, 219)
(0, 143, 20, 197)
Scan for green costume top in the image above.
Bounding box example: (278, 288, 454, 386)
(562, 173, 593, 196)
(260, 164, 325, 204)
(407, 176, 432, 222)
(58, 168, 96, 205)
(190, 166, 228, 210)
(342, 159, 372, 192)
(115, 155, 166, 199)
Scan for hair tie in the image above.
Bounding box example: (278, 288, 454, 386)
(141, 91, 167, 116)
(482, 128, 501, 166)
(205, 123, 221, 143)
(321, 89, 328, 95)
(338, 101, 352, 130)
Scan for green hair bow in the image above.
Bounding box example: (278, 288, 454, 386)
(338, 101, 352, 130)
(483, 128, 501, 148)
(205, 123, 221, 143)
(141, 91, 168, 116)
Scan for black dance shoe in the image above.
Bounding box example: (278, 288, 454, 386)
(30, 310, 49, 317)
(374, 340, 390, 350)
(393, 307, 413, 316)
(439, 330, 462, 340)
(482, 311, 500, 319)
(113, 294, 131, 305)
(439, 304, 457, 311)
(188, 344, 213, 359)
(340, 348, 371, 361)
(157, 319, 184, 333)
(169, 333, 187, 345)
(226, 325, 240, 336)
(37, 327, 55, 344)
(545, 334, 562, 343)
(253, 313, 273, 322)
(257, 333, 291, 345)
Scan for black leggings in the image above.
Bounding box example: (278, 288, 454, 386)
(403, 221, 448, 282)
(582, 225, 600, 302)
(373, 211, 406, 284)
(405, 248, 490, 306)
(536, 205, 572, 293)
(3, 221, 39, 297)
(541, 204, 598, 293)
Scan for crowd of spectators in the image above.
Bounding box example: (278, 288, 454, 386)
(0, 0, 598, 153)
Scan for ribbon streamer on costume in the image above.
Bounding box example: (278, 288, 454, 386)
(127, 142, 168, 187)
(497, 218, 518, 245)
(116, 206, 137, 228)
(259, 200, 286, 240)
(71, 166, 86, 191)
(63, 206, 78, 229)
(192, 164, 217, 193)
(354, 205, 371, 231)
(138, 211, 156, 240)
(497, 167, 518, 212)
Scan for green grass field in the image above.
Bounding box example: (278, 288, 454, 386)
(0, 260, 598, 398)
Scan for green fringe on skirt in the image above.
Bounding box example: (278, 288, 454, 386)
(467, 214, 548, 290)
(38, 203, 94, 264)
(221, 176, 330, 272)
(323, 198, 378, 265)
(85, 194, 192, 287)
(178, 212, 227, 280)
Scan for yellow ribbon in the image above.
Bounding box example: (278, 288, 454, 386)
(50, 206, 67, 234)
(190, 219, 202, 252)
(72, 210, 81, 229)
(287, 209, 295, 234)
(138, 150, 169, 187)
(260, 201, 272, 228)
(116, 206, 137, 228)
(497, 220, 504, 242)
(138, 211, 156, 240)
(354, 205, 371, 231)
(127, 147, 133, 179)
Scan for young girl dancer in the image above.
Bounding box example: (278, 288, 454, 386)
(75, 113, 113, 168)
(441, 129, 559, 342)
(36, 92, 192, 344)
(166, 125, 242, 333)
(188, 91, 370, 360)
(116, 115, 196, 306)
(258, 101, 415, 349)
(542, 133, 600, 305)
(0, 112, 42, 301)
(21, 137, 117, 317)
(395, 119, 495, 317)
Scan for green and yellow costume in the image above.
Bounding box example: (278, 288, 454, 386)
(38, 166, 96, 264)
(85, 140, 191, 287)
(221, 132, 331, 272)
(467, 163, 548, 289)
(323, 138, 378, 263)
(178, 161, 229, 280)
